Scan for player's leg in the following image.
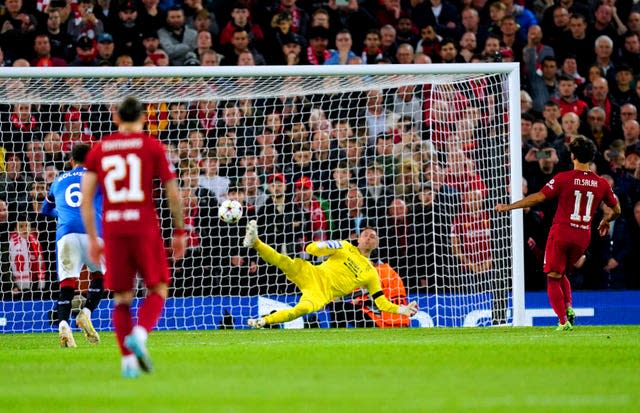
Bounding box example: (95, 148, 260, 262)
(249, 291, 326, 328)
(543, 234, 571, 330)
(76, 235, 105, 344)
(56, 234, 83, 348)
(244, 220, 298, 274)
(104, 236, 140, 377)
(125, 233, 170, 373)
(563, 245, 586, 326)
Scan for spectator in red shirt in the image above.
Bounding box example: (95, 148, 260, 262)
(553, 75, 588, 118)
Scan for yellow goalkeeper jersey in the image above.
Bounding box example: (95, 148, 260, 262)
(305, 240, 399, 314)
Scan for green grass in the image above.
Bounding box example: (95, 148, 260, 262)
(1, 327, 639, 413)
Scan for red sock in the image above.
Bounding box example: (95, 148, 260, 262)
(547, 276, 567, 323)
(560, 275, 573, 307)
(137, 292, 165, 332)
(113, 303, 133, 355)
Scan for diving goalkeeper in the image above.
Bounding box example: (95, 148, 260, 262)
(242, 220, 418, 328)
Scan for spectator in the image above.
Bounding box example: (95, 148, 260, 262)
(560, 13, 594, 76)
(500, 0, 537, 38)
(360, 29, 383, 64)
(190, 8, 218, 37)
(437, 37, 465, 63)
(198, 48, 220, 66)
(137, 0, 165, 33)
(158, 6, 197, 65)
(458, 31, 477, 62)
(221, 27, 265, 66)
(198, 151, 230, 203)
(611, 64, 634, 105)
(480, 34, 501, 62)
(70, 35, 98, 66)
(301, 25, 330, 64)
(525, 54, 558, 113)
(8, 217, 46, 296)
(588, 77, 620, 130)
(379, 24, 397, 60)
(1, 103, 41, 156)
(590, 202, 632, 289)
(522, 24, 554, 71)
(325, 29, 356, 65)
(592, 4, 624, 42)
(67, 0, 104, 40)
(363, 90, 389, 141)
(552, 75, 588, 117)
(60, 110, 95, 152)
(620, 31, 640, 74)
(43, 8, 74, 61)
(95, 32, 115, 65)
(413, 0, 460, 40)
(584, 106, 614, 155)
(42, 131, 68, 172)
(111, 1, 145, 63)
(622, 119, 640, 148)
(256, 172, 296, 294)
(558, 55, 585, 86)
(594, 35, 617, 84)
(499, 15, 526, 62)
(461, 7, 487, 50)
(159, 101, 194, 147)
(541, 5, 570, 46)
(272, 0, 309, 37)
(241, 168, 268, 215)
(219, 2, 263, 49)
(395, 42, 414, 64)
(379, 197, 412, 277)
(292, 176, 329, 257)
(395, 15, 418, 47)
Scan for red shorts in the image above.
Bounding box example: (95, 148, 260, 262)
(543, 230, 589, 276)
(103, 233, 170, 292)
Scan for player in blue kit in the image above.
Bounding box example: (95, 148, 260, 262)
(41, 144, 105, 348)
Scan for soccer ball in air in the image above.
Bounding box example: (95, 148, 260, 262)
(218, 199, 243, 224)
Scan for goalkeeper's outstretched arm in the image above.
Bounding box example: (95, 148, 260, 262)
(305, 240, 344, 257)
(366, 278, 418, 317)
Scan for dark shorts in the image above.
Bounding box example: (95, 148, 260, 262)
(103, 233, 170, 292)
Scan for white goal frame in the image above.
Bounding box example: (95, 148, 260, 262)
(0, 63, 524, 327)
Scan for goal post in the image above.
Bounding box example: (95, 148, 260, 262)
(0, 63, 524, 331)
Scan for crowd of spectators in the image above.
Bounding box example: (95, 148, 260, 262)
(1, 0, 640, 300)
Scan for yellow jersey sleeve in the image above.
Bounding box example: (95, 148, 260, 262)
(305, 240, 345, 257)
(363, 269, 400, 314)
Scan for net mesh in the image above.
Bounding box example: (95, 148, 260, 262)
(0, 69, 515, 331)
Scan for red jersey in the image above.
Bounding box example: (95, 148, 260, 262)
(541, 169, 618, 240)
(85, 131, 176, 237)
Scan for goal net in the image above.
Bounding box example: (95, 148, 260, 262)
(0, 65, 523, 331)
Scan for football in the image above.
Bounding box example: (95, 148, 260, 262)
(218, 199, 243, 224)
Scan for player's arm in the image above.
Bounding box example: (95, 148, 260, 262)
(495, 192, 546, 212)
(165, 178, 187, 260)
(39, 191, 57, 218)
(80, 171, 103, 264)
(598, 202, 622, 237)
(305, 240, 343, 257)
(366, 275, 417, 317)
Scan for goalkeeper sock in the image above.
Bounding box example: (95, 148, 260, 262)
(56, 286, 75, 326)
(137, 292, 164, 332)
(547, 276, 567, 324)
(254, 240, 296, 274)
(560, 275, 573, 308)
(113, 303, 133, 355)
(84, 275, 104, 312)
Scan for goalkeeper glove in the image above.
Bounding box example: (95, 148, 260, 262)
(397, 301, 418, 317)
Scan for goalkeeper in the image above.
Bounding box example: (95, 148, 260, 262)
(242, 220, 418, 328)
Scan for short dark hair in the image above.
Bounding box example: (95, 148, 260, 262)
(118, 96, 144, 122)
(569, 136, 597, 163)
(71, 143, 91, 163)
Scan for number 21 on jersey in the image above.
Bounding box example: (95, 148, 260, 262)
(101, 154, 144, 203)
(570, 190, 594, 223)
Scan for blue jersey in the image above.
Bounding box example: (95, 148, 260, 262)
(40, 166, 103, 240)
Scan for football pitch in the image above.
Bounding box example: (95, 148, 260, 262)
(1, 327, 639, 413)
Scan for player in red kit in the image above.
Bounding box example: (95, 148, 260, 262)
(497, 136, 620, 330)
(80, 97, 186, 377)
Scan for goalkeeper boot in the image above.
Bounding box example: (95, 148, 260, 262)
(555, 321, 573, 332)
(124, 327, 153, 373)
(76, 310, 100, 344)
(59, 323, 77, 348)
(247, 317, 266, 329)
(243, 220, 259, 248)
(121, 355, 141, 379)
(566, 307, 576, 326)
